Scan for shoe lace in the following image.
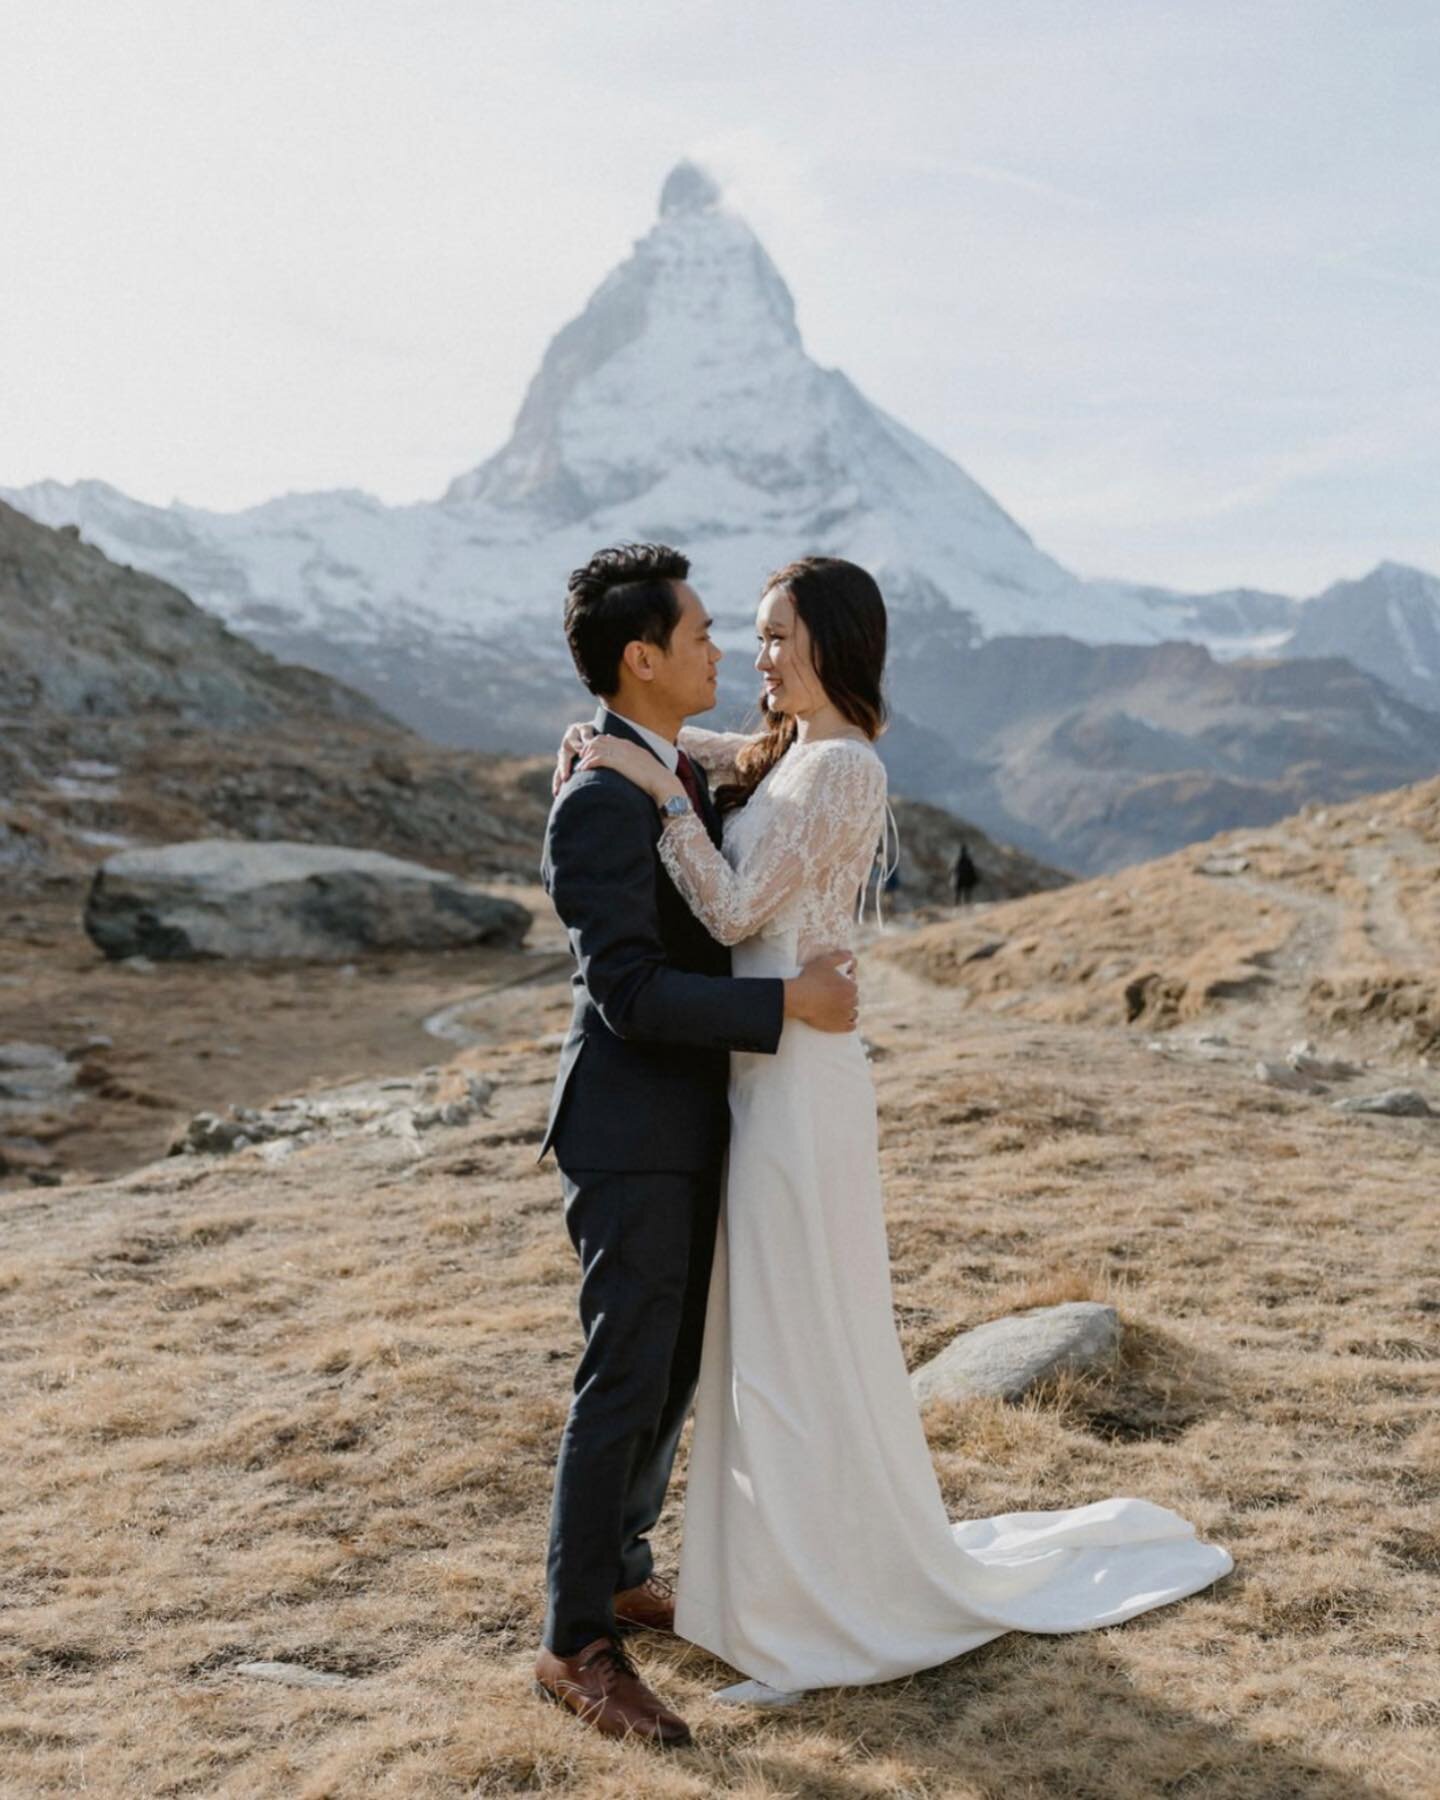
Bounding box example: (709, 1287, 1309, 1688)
(578, 1638, 639, 1688)
(640, 1572, 674, 1599)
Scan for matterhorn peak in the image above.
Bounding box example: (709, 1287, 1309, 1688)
(442, 160, 807, 517)
(660, 160, 723, 217)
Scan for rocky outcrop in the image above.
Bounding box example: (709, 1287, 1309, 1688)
(0, 499, 395, 730)
(170, 1066, 496, 1160)
(84, 841, 531, 962)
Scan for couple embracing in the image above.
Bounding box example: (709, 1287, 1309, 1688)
(532, 544, 1233, 1747)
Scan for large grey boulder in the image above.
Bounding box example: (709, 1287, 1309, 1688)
(912, 1301, 1121, 1404)
(84, 839, 531, 962)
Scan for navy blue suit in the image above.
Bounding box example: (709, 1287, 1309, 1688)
(538, 709, 784, 1654)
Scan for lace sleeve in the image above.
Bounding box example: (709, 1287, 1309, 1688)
(677, 724, 753, 783)
(657, 740, 887, 946)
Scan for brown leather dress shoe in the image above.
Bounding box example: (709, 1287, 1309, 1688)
(613, 1571, 676, 1634)
(533, 1635, 692, 1748)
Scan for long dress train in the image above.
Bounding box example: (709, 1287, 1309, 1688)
(657, 728, 1234, 1692)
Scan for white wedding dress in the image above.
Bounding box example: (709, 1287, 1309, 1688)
(657, 727, 1235, 1694)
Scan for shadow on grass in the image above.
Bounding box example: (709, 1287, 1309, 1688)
(662, 1630, 1393, 1800)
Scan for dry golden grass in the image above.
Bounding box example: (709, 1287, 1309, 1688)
(883, 776, 1440, 1057)
(3, 787, 1439, 1795)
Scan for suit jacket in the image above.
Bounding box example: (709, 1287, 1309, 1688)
(538, 708, 785, 1172)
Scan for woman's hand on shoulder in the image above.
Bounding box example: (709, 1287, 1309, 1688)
(577, 735, 683, 805)
(553, 721, 597, 795)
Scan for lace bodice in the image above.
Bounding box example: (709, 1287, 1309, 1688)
(658, 735, 888, 960)
(677, 723, 751, 785)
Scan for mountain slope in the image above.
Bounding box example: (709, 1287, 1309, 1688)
(1280, 562, 1440, 714)
(896, 634, 1440, 873)
(0, 498, 394, 729)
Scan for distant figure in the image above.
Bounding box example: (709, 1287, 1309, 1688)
(952, 841, 979, 906)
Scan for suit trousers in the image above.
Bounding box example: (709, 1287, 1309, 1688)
(542, 1163, 722, 1655)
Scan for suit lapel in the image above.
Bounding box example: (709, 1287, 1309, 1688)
(595, 708, 724, 848)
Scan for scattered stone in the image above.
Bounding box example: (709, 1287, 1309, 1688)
(235, 1661, 354, 1690)
(1287, 1040, 1364, 1080)
(119, 954, 156, 972)
(169, 1068, 496, 1158)
(1196, 854, 1251, 877)
(1332, 1089, 1434, 1118)
(911, 1301, 1121, 1404)
(1195, 1032, 1231, 1047)
(84, 839, 532, 962)
(1255, 1059, 1325, 1093)
(960, 940, 1005, 965)
(0, 1042, 78, 1109)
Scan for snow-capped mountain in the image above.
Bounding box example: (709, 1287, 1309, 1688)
(1081, 578, 1302, 660)
(1279, 562, 1440, 714)
(1085, 562, 1440, 714)
(5, 158, 1439, 870)
(5, 160, 1194, 749)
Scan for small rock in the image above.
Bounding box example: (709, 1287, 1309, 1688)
(1287, 1041, 1363, 1080)
(912, 1301, 1121, 1404)
(0, 1042, 70, 1070)
(960, 940, 1005, 965)
(1195, 1032, 1231, 1047)
(1255, 1059, 1324, 1093)
(1332, 1089, 1434, 1118)
(235, 1660, 353, 1689)
(0, 1043, 78, 1107)
(120, 955, 156, 972)
(1197, 855, 1250, 877)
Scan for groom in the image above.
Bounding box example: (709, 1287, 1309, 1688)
(533, 543, 856, 1746)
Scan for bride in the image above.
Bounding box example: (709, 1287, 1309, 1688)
(559, 554, 1234, 1701)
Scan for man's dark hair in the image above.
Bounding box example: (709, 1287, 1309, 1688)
(564, 543, 690, 696)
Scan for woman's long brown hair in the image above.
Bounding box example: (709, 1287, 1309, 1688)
(715, 557, 888, 814)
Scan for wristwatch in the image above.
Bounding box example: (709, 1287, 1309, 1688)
(659, 793, 692, 821)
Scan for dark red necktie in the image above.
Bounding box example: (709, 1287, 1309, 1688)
(675, 749, 705, 814)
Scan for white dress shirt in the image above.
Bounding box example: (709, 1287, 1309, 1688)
(603, 708, 680, 774)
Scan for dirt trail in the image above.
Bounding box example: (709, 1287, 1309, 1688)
(1350, 839, 1426, 970)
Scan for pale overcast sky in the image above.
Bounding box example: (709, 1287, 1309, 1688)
(5, 0, 1437, 594)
